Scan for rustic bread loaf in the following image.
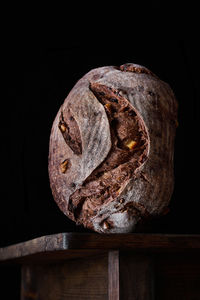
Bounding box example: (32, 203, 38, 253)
(48, 63, 178, 233)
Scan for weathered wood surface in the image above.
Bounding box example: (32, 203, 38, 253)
(21, 254, 108, 300)
(1, 233, 200, 263)
(119, 252, 155, 300)
(108, 251, 119, 300)
(108, 251, 155, 300)
(1, 234, 200, 299)
(18, 252, 200, 300)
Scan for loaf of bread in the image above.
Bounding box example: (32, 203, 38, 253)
(48, 63, 178, 233)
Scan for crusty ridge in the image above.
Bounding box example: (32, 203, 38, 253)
(48, 63, 178, 233)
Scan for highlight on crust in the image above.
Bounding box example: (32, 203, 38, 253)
(48, 63, 178, 233)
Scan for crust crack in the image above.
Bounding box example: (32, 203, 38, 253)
(68, 82, 149, 224)
(58, 109, 82, 155)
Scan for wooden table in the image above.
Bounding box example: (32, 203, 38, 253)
(1, 233, 200, 299)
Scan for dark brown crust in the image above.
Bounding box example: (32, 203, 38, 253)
(48, 63, 178, 233)
(67, 82, 149, 227)
(58, 108, 82, 155)
(120, 63, 158, 78)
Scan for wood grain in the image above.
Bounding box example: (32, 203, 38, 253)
(108, 251, 119, 300)
(21, 254, 108, 300)
(1, 234, 200, 299)
(119, 253, 154, 300)
(1, 233, 200, 263)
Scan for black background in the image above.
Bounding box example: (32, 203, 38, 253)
(0, 38, 199, 247)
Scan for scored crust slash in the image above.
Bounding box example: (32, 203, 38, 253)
(48, 63, 178, 233)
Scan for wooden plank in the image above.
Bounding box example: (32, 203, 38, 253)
(21, 254, 108, 300)
(108, 251, 119, 300)
(119, 253, 154, 300)
(1, 233, 200, 263)
(0, 249, 107, 265)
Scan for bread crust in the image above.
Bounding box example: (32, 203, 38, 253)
(48, 63, 178, 233)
